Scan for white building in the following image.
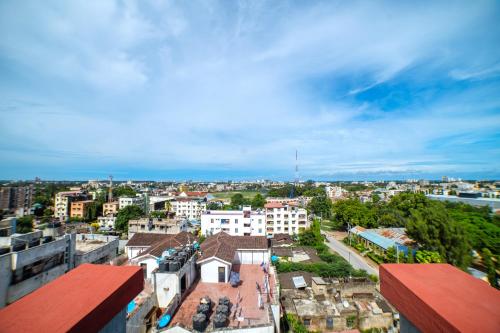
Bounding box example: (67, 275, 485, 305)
(325, 186, 345, 199)
(97, 215, 116, 229)
(118, 196, 145, 211)
(265, 202, 308, 236)
(54, 191, 89, 220)
(201, 206, 266, 236)
(171, 198, 207, 221)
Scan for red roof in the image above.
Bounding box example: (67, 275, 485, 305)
(265, 202, 283, 209)
(0, 264, 143, 333)
(380, 264, 500, 333)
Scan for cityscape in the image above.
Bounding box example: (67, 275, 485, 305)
(1, 1, 500, 333)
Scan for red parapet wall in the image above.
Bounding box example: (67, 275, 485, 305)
(380, 264, 500, 333)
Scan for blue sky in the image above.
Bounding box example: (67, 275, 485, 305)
(1, 0, 500, 181)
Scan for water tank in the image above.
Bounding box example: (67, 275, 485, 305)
(28, 238, 40, 248)
(213, 313, 227, 328)
(42, 236, 53, 243)
(197, 303, 211, 316)
(192, 313, 207, 332)
(216, 305, 229, 315)
(200, 296, 212, 307)
(219, 297, 231, 308)
(0, 247, 10, 255)
(168, 261, 180, 272)
(158, 261, 168, 272)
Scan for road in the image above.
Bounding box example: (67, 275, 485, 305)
(323, 232, 379, 276)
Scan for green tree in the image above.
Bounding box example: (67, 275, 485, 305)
(307, 194, 333, 219)
(230, 193, 247, 209)
(113, 186, 136, 198)
(150, 211, 167, 218)
(251, 193, 266, 209)
(16, 216, 33, 234)
(115, 205, 144, 232)
(415, 250, 442, 263)
(482, 248, 499, 289)
(207, 202, 221, 210)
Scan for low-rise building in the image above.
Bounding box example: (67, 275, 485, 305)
(54, 190, 90, 220)
(103, 201, 120, 215)
(349, 226, 413, 255)
(0, 264, 143, 333)
(265, 202, 308, 236)
(119, 196, 146, 211)
(74, 233, 119, 266)
(201, 206, 266, 236)
(97, 215, 117, 229)
(128, 216, 188, 239)
(70, 200, 95, 219)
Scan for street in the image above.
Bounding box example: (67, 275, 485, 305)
(323, 232, 379, 276)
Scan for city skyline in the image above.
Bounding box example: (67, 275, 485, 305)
(1, 1, 500, 180)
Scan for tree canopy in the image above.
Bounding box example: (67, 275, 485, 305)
(115, 205, 144, 232)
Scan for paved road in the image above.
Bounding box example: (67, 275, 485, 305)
(323, 232, 379, 276)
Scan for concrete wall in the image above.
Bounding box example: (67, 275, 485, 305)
(154, 256, 197, 308)
(99, 307, 126, 333)
(136, 257, 158, 280)
(11, 236, 68, 268)
(127, 295, 157, 333)
(74, 234, 119, 266)
(126, 246, 149, 259)
(200, 258, 230, 283)
(234, 250, 269, 265)
(0, 254, 12, 308)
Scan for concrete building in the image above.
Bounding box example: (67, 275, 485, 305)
(380, 264, 500, 333)
(201, 206, 266, 236)
(74, 233, 119, 266)
(0, 225, 76, 308)
(280, 273, 395, 332)
(54, 191, 89, 220)
(171, 198, 207, 221)
(98, 215, 117, 229)
(0, 185, 34, 216)
(0, 264, 143, 333)
(70, 200, 95, 220)
(265, 202, 308, 236)
(128, 216, 188, 239)
(103, 201, 119, 215)
(119, 196, 146, 211)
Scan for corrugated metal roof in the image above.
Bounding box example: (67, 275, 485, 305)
(358, 231, 408, 253)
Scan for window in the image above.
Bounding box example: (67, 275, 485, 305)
(326, 317, 334, 329)
(140, 263, 147, 279)
(303, 319, 311, 326)
(235, 228, 239, 234)
(258, 219, 262, 224)
(235, 219, 238, 224)
(258, 228, 262, 234)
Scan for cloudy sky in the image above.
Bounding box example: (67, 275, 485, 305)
(1, 0, 499, 181)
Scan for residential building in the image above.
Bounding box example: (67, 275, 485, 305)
(97, 215, 117, 229)
(128, 216, 188, 238)
(349, 226, 413, 255)
(325, 185, 346, 200)
(171, 197, 207, 221)
(166, 232, 279, 332)
(74, 233, 119, 266)
(200, 206, 266, 236)
(265, 202, 308, 236)
(103, 201, 119, 215)
(0, 186, 34, 216)
(280, 273, 395, 332)
(54, 191, 89, 220)
(70, 200, 95, 219)
(119, 196, 146, 211)
(0, 264, 143, 333)
(380, 264, 500, 333)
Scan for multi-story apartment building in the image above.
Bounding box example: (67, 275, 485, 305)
(265, 202, 308, 236)
(70, 200, 95, 220)
(103, 201, 119, 215)
(127, 216, 188, 238)
(170, 198, 206, 221)
(54, 191, 89, 220)
(0, 186, 34, 215)
(200, 206, 266, 236)
(118, 196, 146, 211)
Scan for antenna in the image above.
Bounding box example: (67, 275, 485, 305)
(290, 149, 299, 198)
(108, 175, 113, 202)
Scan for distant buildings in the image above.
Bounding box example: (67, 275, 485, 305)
(201, 206, 266, 236)
(427, 194, 500, 210)
(118, 196, 146, 211)
(0, 185, 34, 216)
(54, 190, 90, 220)
(265, 202, 308, 236)
(0, 264, 143, 333)
(70, 200, 95, 219)
(171, 197, 207, 221)
(103, 201, 119, 215)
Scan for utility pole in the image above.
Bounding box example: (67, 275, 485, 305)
(347, 222, 351, 246)
(108, 175, 113, 203)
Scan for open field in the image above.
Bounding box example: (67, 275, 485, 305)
(210, 190, 266, 199)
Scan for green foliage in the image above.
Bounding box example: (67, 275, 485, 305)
(115, 205, 144, 232)
(16, 216, 33, 234)
(331, 199, 377, 229)
(276, 260, 367, 278)
(482, 248, 499, 289)
(113, 186, 136, 198)
(207, 202, 222, 210)
(414, 250, 442, 263)
(298, 220, 323, 246)
(230, 193, 249, 209)
(307, 194, 333, 219)
(250, 193, 266, 208)
(150, 211, 167, 218)
(285, 314, 308, 333)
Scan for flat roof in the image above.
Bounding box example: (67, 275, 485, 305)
(380, 264, 500, 333)
(0, 264, 143, 333)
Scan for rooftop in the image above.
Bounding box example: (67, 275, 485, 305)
(75, 239, 106, 254)
(169, 264, 276, 331)
(198, 232, 268, 263)
(380, 264, 500, 333)
(0, 264, 143, 333)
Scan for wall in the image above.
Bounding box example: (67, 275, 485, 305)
(126, 246, 149, 259)
(99, 307, 127, 333)
(234, 250, 269, 265)
(0, 254, 12, 308)
(127, 294, 157, 333)
(74, 234, 119, 266)
(154, 255, 197, 308)
(200, 258, 230, 283)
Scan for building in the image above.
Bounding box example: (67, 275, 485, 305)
(171, 197, 207, 221)
(280, 273, 395, 332)
(128, 231, 197, 280)
(167, 232, 279, 332)
(349, 226, 412, 255)
(98, 215, 117, 229)
(0, 185, 34, 216)
(128, 216, 188, 238)
(325, 185, 346, 200)
(54, 190, 89, 220)
(265, 202, 308, 236)
(0, 264, 143, 333)
(0, 225, 76, 307)
(197, 232, 269, 283)
(103, 201, 120, 215)
(427, 194, 500, 209)
(70, 200, 95, 219)
(201, 206, 266, 236)
(380, 264, 500, 333)
(119, 196, 146, 211)
(74, 233, 119, 266)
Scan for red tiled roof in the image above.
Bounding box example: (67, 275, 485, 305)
(198, 232, 267, 263)
(0, 264, 143, 333)
(133, 232, 197, 259)
(126, 233, 170, 247)
(265, 202, 283, 209)
(380, 264, 500, 333)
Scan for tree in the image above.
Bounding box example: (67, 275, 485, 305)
(113, 186, 136, 198)
(150, 211, 167, 218)
(307, 194, 333, 219)
(230, 193, 247, 209)
(251, 193, 266, 209)
(16, 216, 33, 234)
(415, 250, 442, 263)
(165, 201, 172, 213)
(482, 248, 499, 289)
(115, 205, 144, 232)
(207, 202, 221, 210)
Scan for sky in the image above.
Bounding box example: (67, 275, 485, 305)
(1, 0, 500, 181)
